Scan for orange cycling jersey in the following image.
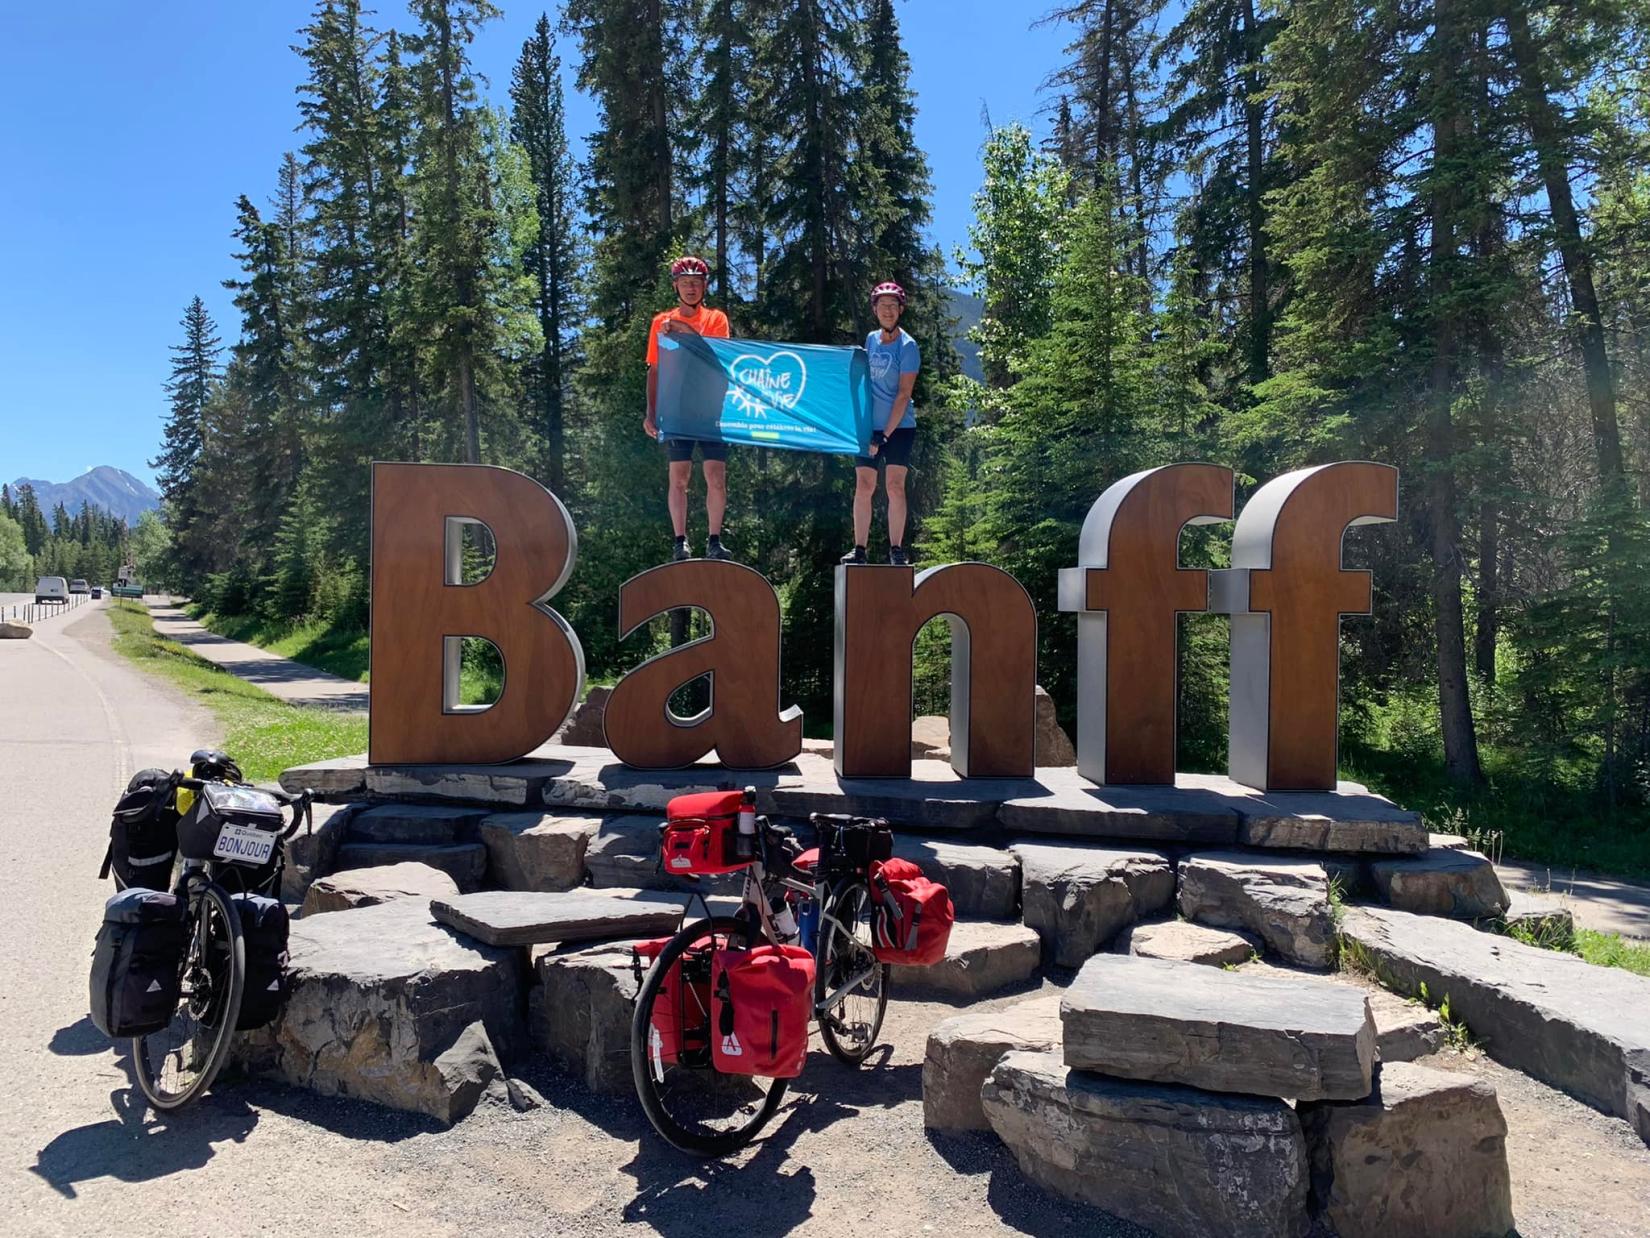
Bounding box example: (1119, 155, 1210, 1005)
(646, 306, 730, 366)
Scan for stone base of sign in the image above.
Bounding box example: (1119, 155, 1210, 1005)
(431, 890, 686, 948)
(300, 860, 460, 917)
(282, 744, 1425, 853)
(890, 920, 1041, 1001)
(923, 996, 1064, 1131)
(332, 840, 489, 892)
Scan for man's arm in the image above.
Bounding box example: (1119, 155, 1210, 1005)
(645, 364, 659, 436)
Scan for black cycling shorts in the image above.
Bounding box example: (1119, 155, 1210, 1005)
(855, 425, 916, 470)
(665, 437, 728, 463)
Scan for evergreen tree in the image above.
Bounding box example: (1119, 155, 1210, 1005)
(150, 296, 223, 585)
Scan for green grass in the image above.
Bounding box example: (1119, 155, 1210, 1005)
(108, 601, 367, 783)
(1574, 928, 1650, 977)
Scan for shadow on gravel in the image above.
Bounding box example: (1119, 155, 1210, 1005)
(219, 1073, 446, 1143)
(48, 1017, 113, 1057)
(30, 1087, 260, 1198)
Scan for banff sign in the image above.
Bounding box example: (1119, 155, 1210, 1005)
(368, 459, 1398, 793)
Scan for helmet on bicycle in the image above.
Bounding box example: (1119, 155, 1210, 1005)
(870, 281, 906, 308)
(670, 255, 711, 280)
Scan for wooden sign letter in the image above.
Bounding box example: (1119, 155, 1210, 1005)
(1210, 461, 1398, 790)
(1058, 464, 1233, 785)
(368, 462, 584, 765)
(604, 560, 803, 769)
(834, 564, 1037, 779)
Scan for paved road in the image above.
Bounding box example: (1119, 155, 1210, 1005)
(0, 591, 99, 626)
(1498, 861, 1650, 942)
(145, 599, 368, 711)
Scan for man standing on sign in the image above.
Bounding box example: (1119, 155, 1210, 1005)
(843, 281, 920, 566)
(644, 255, 733, 562)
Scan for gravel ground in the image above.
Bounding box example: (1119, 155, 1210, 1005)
(7, 607, 1648, 1237)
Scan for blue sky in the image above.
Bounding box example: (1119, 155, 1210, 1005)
(0, 1, 1069, 488)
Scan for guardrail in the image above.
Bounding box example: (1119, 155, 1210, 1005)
(2, 593, 102, 626)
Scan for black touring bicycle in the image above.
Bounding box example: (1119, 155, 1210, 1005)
(92, 750, 311, 1110)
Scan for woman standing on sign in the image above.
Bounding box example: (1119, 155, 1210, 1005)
(644, 255, 733, 562)
(842, 281, 920, 566)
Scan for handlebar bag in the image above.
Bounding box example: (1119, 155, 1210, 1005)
(104, 768, 181, 890)
(231, 894, 291, 1030)
(89, 888, 187, 1038)
(710, 944, 814, 1078)
(634, 935, 716, 1069)
(661, 790, 750, 875)
(869, 862, 954, 966)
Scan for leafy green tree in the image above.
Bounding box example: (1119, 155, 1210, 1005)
(0, 511, 29, 587)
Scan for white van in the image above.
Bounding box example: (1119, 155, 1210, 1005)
(35, 576, 69, 605)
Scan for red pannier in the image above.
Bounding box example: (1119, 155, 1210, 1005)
(634, 935, 716, 1069)
(710, 944, 815, 1078)
(869, 859, 954, 965)
(660, 789, 749, 876)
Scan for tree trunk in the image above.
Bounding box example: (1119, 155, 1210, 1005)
(647, 0, 672, 236)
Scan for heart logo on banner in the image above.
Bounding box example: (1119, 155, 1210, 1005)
(728, 350, 808, 415)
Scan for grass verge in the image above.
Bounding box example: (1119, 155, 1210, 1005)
(188, 606, 369, 683)
(109, 601, 367, 784)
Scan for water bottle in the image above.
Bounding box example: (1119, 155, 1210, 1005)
(771, 899, 799, 943)
(734, 786, 757, 860)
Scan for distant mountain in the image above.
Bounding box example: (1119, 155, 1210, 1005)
(945, 287, 985, 383)
(9, 467, 160, 525)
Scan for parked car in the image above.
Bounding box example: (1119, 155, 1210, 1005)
(90, 586, 103, 599)
(69, 578, 90, 595)
(35, 576, 69, 605)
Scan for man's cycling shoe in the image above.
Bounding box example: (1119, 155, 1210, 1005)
(704, 538, 733, 561)
(840, 546, 867, 565)
(889, 545, 909, 567)
(672, 540, 692, 562)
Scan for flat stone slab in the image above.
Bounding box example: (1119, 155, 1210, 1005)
(479, 811, 599, 892)
(982, 1050, 1310, 1238)
(1370, 847, 1509, 919)
(891, 920, 1040, 1001)
(235, 900, 523, 1124)
(431, 890, 685, 947)
(349, 802, 488, 845)
(890, 834, 1020, 919)
(300, 860, 460, 917)
(1119, 919, 1259, 967)
(998, 768, 1240, 845)
(333, 841, 488, 891)
(1342, 906, 1650, 1142)
(279, 753, 369, 800)
(1011, 841, 1174, 967)
(1178, 851, 1335, 969)
(1365, 987, 1445, 1063)
(1063, 954, 1376, 1100)
(1208, 775, 1426, 854)
(1300, 1062, 1514, 1238)
(923, 996, 1063, 1131)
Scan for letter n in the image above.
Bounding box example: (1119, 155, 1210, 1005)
(834, 564, 1036, 778)
(1058, 464, 1233, 785)
(368, 463, 584, 765)
(604, 561, 802, 768)
(1211, 462, 1398, 790)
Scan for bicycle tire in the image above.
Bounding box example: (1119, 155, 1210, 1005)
(815, 879, 889, 1066)
(134, 882, 245, 1110)
(630, 915, 789, 1156)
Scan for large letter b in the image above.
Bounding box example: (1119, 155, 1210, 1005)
(368, 462, 585, 765)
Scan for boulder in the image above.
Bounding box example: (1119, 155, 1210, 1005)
(1118, 919, 1259, 967)
(431, 889, 686, 948)
(235, 900, 524, 1124)
(479, 811, 599, 892)
(1177, 851, 1335, 969)
(1062, 954, 1376, 1101)
(890, 834, 1020, 919)
(300, 861, 460, 917)
(553, 685, 611, 747)
(1010, 841, 1174, 967)
(0, 620, 32, 639)
(529, 938, 646, 1093)
(280, 801, 357, 904)
(1299, 1062, 1514, 1238)
(891, 920, 1040, 1001)
(1341, 906, 1650, 1140)
(981, 1050, 1310, 1238)
(331, 841, 489, 891)
(349, 803, 487, 845)
(1365, 987, 1445, 1063)
(910, 715, 950, 759)
(922, 996, 1063, 1132)
(1369, 847, 1509, 919)
(1033, 685, 1076, 766)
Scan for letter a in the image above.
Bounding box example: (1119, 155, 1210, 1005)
(604, 560, 802, 768)
(368, 463, 584, 765)
(1211, 462, 1398, 790)
(1058, 464, 1233, 785)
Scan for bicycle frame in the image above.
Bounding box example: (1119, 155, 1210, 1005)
(729, 855, 880, 1019)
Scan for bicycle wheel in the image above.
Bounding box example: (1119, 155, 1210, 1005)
(815, 880, 888, 1065)
(631, 915, 790, 1156)
(134, 882, 244, 1110)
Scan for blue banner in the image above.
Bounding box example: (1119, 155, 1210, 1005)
(656, 333, 872, 455)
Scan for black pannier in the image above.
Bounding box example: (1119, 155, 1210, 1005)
(102, 768, 181, 890)
(89, 888, 187, 1038)
(231, 894, 291, 1030)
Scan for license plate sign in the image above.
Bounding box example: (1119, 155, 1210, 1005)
(214, 821, 276, 867)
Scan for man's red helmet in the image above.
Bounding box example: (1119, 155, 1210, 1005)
(871, 280, 907, 307)
(671, 256, 711, 280)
